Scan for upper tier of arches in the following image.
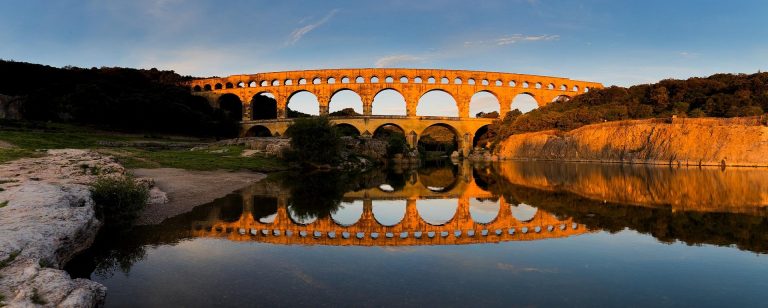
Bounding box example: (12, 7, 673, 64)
(188, 69, 603, 117)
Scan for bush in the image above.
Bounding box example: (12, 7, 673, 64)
(386, 133, 407, 156)
(90, 176, 149, 229)
(284, 116, 342, 165)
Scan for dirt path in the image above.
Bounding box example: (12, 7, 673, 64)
(132, 168, 266, 225)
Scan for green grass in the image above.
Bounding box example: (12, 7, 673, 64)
(0, 251, 20, 269)
(0, 121, 287, 172)
(30, 288, 46, 305)
(0, 201, 7, 208)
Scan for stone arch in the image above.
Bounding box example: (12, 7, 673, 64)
(511, 92, 540, 112)
(193, 85, 201, 92)
(271, 79, 280, 86)
(284, 79, 293, 86)
(547, 83, 555, 90)
(214, 83, 223, 90)
(249, 81, 257, 87)
(260, 80, 269, 87)
(217, 194, 244, 223)
(334, 123, 361, 137)
(327, 77, 336, 84)
(468, 78, 476, 85)
(573, 85, 580, 92)
(560, 84, 567, 91)
(416, 199, 458, 226)
(372, 89, 407, 116)
(312, 77, 322, 85)
(418, 123, 460, 156)
(508, 80, 516, 87)
(225, 82, 234, 89)
(341, 76, 350, 84)
(427, 77, 436, 84)
(454, 77, 462, 84)
(373, 123, 406, 139)
(470, 198, 500, 225)
(329, 89, 363, 116)
(218, 94, 243, 121)
(385, 76, 394, 83)
(251, 91, 278, 120)
(440, 77, 449, 84)
(373, 200, 406, 227)
(417, 89, 459, 117)
(298, 78, 307, 85)
(414, 77, 423, 83)
(331, 200, 363, 226)
(370, 76, 380, 83)
(203, 84, 212, 91)
(245, 125, 272, 137)
(287, 90, 319, 117)
(355, 76, 365, 83)
(399, 76, 408, 83)
(511, 203, 538, 222)
(469, 91, 501, 118)
(237, 82, 245, 88)
(472, 124, 492, 148)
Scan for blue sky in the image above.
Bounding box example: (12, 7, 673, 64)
(1, 0, 767, 115)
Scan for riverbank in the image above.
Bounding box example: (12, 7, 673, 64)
(494, 117, 768, 167)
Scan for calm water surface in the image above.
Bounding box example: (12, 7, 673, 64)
(66, 162, 768, 307)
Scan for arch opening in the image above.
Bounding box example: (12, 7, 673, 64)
(511, 203, 538, 222)
(373, 123, 406, 140)
(287, 90, 319, 117)
(470, 198, 500, 224)
(418, 124, 459, 159)
(329, 89, 363, 116)
(417, 199, 457, 226)
(251, 196, 278, 223)
(373, 200, 406, 227)
(511, 93, 539, 113)
(218, 94, 243, 121)
(331, 200, 363, 226)
(472, 124, 492, 149)
(245, 125, 272, 137)
(417, 90, 458, 117)
(251, 92, 277, 120)
(470, 91, 500, 118)
(372, 89, 407, 116)
(334, 123, 361, 137)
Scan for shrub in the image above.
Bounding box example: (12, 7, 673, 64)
(284, 116, 342, 165)
(90, 176, 149, 229)
(386, 133, 407, 156)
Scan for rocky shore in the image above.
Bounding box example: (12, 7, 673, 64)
(494, 117, 768, 167)
(0, 150, 124, 307)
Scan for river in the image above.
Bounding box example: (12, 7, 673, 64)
(66, 161, 768, 307)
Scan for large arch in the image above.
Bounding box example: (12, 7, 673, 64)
(329, 89, 363, 116)
(418, 123, 459, 157)
(372, 200, 406, 226)
(218, 94, 243, 121)
(416, 199, 457, 226)
(245, 125, 272, 137)
(251, 92, 277, 120)
(334, 123, 361, 137)
(510, 93, 539, 113)
(287, 90, 319, 118)
(469, 91, 500, 118)
(372, 89, 407, 116)
(417, 89, 458, 117)
(331, 200, 363, 226)
(472, 124, 492, 149)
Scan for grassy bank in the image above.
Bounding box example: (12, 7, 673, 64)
(0, 121, 286, 172)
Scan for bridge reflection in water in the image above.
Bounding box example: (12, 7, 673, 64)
(190, 165, 590, 246)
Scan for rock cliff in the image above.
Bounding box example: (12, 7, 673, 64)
(495, 117, 768, 167)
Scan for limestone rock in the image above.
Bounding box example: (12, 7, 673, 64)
(0, 259, 106, 307)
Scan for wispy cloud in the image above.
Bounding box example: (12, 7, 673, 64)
(287, 9, 339, 45)
(374, 54, 424, 68)
(465, 34, 560, 47)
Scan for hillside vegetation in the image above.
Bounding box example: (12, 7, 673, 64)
(0, 60, 237, 137)
(483, 72, 768, 148)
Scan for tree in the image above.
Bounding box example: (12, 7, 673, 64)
(284, 116, 342, 165)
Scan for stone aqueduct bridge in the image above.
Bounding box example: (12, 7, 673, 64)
(191, 165, 591, 246)
(187, 68, 603, 153)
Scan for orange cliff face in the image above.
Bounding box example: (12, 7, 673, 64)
(495, 117, 768, 167)
(492, 161, 768, 215)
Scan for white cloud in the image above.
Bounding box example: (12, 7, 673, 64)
(287, 9, 339, 45)
(466, 34, 560, 47)
(374, 54, 424, 68)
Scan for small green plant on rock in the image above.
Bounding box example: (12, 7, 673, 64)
(0, 200, 7, 208)
(30, 288, 46, 305)
(90, 176, 149, 229)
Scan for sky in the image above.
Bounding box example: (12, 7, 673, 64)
(1, 0, 767, 116)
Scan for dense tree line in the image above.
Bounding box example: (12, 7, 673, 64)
(0, 60, 238, 137)
(482, 72, 768, 148)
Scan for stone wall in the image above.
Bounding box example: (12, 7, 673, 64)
(495, 117, 768, 167)
(0, 94, 22, 120)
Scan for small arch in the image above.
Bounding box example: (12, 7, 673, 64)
(468, 78, 476, 85)
(511, 203, 538, 222)
(298, 78, 307, 85)
(399, 76, 408, 83)
(495, 80, 502, 86)
(214, 83, 223, 90)
(203, 84, 212, 91)
(249, 81, 257, 87)
(312, 77, 322, 85)
(355, 76, 365, 83)
(371, 76, 380, 83)
(331, 201, 363, 226)
(284, 79, 293, 86)
(440, 77, 449, 84)
(508, 81, 516, 87)
(572, 85, 580, 92)
(470, 198, 500, 224)
(535, 82, 542, 89)
(427, 77, 436, 84)
(372, 89, 407, 116)
(481, 79, 489, 86)
(225, 82, 233, 89)
(547, 83, 555, 90)
(341, 77, 350, 84)
(385, 76, 394, 83)
(417, 89, 459, 117)
(454, 77, 462, 84)
(522, 81, 530, 88)
(192, 85, 201, 92)
(327, 77, 336, 84)
(414, 77, 423, 83)
(245, 125, 272, 137)
(260, 80, 269, 87)
(584, 87, 590, 93)
(237, 82, 245, 88)
(560, 84, 567, 91)
(272, 79, 280, 86)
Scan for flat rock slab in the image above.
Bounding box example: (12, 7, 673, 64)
(132, 168, 266, 225)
